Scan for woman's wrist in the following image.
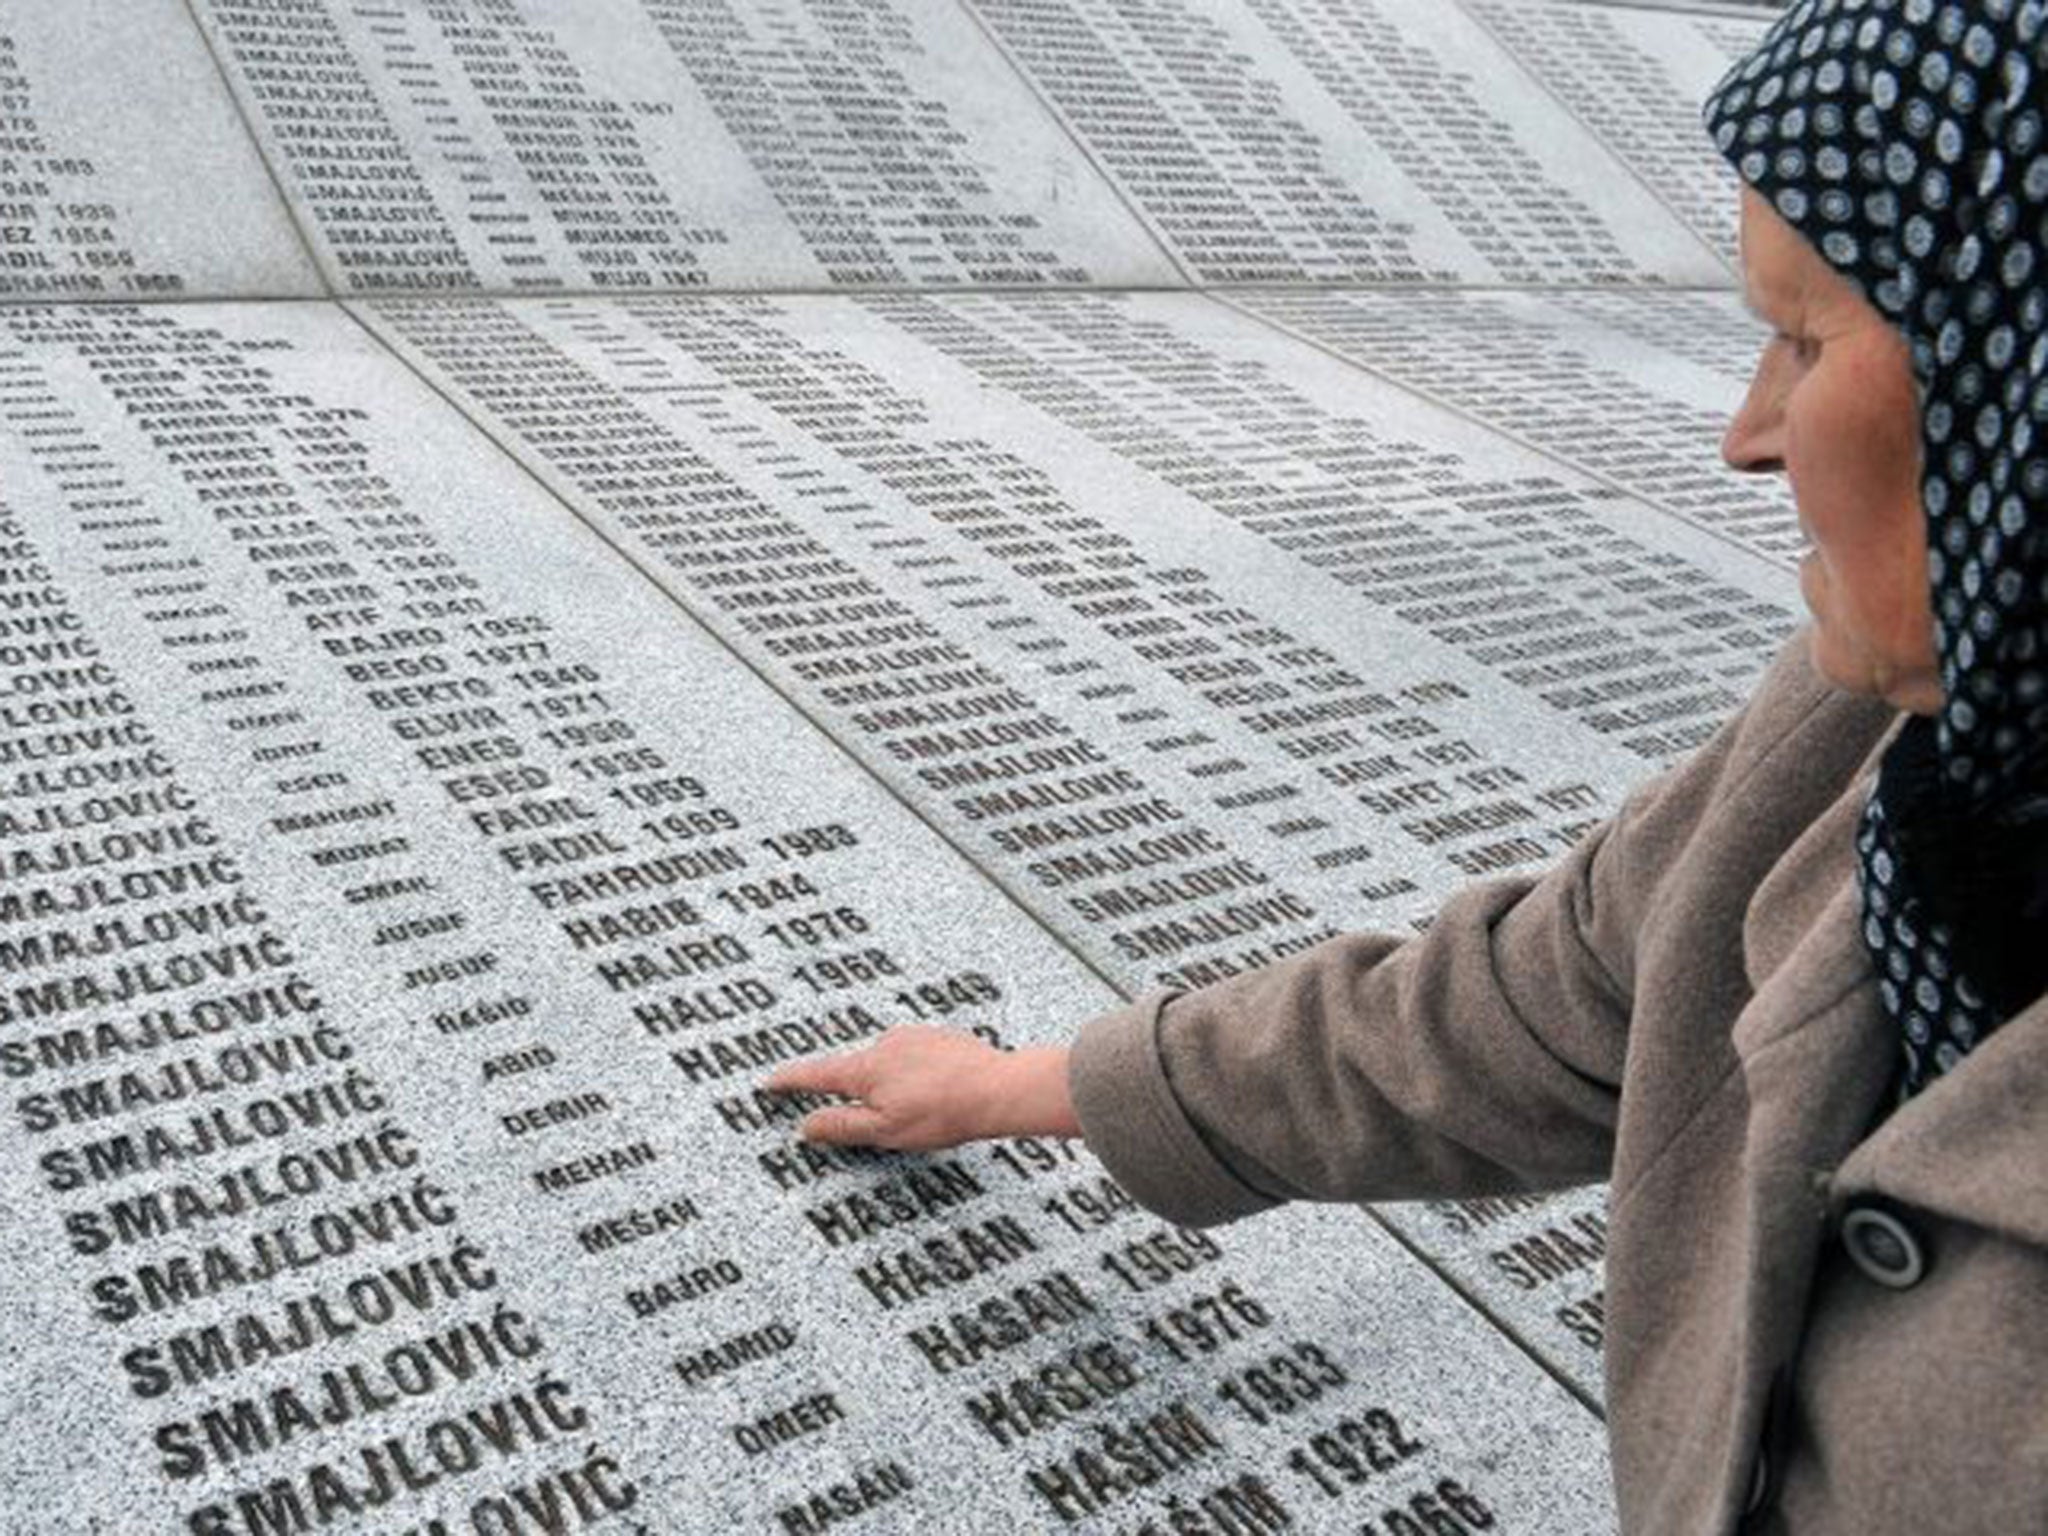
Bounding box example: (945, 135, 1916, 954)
(983, 1045, 1081, 1140)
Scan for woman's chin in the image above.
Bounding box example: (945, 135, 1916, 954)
(1798, 565, 1839, 655)
(1802, 623, 1863, 697)
(1804, 627, 1943, 714)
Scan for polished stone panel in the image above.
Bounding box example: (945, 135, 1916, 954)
(0, 298, 1615, 1534)
(361, 287, 1800, 1405)
(0, 3, 1807, 1526)
(1235, 286, 1797, 563)
(969, 0, 1731, 286)
(1461, 0, 1768, 267)
(186, 0, 1178, 296)
(0, 0, 322, 300)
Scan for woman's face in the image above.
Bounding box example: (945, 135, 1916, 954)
(1722, 187, 1943, 716)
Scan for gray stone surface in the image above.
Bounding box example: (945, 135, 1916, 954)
(0, 299, 1616, 1533)
(0, 2, 1810, 1529)
(1234, 286, 1801, 563)
(0, 0, 322, 301)
(359, 287, 1800, 1406)
(1459, 0, 1767, 268)
(968, 0, 1732, 286)
(186, 0, 1177, 295)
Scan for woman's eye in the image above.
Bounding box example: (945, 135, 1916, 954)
(1777, 331, 1820, 364)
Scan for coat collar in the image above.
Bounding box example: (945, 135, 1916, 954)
(1737, 704, 2048, 1244)
(1742, 711, 1906, 991)
(1836, 987, 2048, 1247)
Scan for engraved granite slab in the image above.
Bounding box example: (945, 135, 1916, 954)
(1233, 286, 1799, 564)
(0, 298, 1615, 1533)
(360, 287, 1804, 1404)
(0, 0, 1815, 1525)
(966, 0, 1730, 286)
(185, 0, 1177, 297)
(1458, 0, 1769, 268)
(0, 0, 321, 301)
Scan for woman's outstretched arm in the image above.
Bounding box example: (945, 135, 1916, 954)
(766, 632, 1889, 1224)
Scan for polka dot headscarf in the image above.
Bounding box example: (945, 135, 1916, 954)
(1706, 0, 2048, 1103)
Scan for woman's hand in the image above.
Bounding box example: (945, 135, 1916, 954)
(763, 1024, 1080, 1150)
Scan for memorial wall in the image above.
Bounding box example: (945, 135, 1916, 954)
(0, 1, 1791, 1532)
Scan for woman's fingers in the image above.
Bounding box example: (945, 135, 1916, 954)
(798, 1104, 888, 1146)
(767, 1046, 891, 1145)
(763, 1025, 992, 1150)
(765, 1046, 872, 1097)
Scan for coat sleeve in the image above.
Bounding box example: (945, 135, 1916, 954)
(1066, 630, 1853, 1227)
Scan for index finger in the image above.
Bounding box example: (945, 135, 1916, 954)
(764, 1047, 871, 1096)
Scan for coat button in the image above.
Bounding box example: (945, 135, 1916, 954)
(1840, 1200, 1928, 1289)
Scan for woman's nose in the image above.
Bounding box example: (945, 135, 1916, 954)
(1721, 411, 1783, 473)
(1723, 350, 1789, 473)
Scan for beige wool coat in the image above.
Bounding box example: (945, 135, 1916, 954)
(1069, 630, 2047, 1534)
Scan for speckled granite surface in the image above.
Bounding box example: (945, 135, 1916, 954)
(0, 0, 1787, 1528)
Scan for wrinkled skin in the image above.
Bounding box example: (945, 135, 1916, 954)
(1723, 187, 1941, 717)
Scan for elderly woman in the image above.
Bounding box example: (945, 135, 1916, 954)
(767, 3, 2048, 1530)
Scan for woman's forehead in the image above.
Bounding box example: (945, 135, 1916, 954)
(1738, 190, 1813, 319)
(1739, 188, 1874, 328)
